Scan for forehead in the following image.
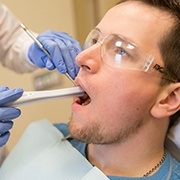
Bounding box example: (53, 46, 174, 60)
(96, 1, 173, 50)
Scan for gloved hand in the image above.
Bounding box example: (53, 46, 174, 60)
(0, 86, 23, 147)
(28, 30, 82, 79)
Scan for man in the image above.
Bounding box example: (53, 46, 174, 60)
(67, 0, 180, 178)
(0, 0, 179, 179)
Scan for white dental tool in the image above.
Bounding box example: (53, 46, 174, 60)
(20, 22, 76, 86)
(8, 86, 84, 107)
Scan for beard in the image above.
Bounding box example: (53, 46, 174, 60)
(68, 116, 143, 145)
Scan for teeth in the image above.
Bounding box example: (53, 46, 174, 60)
(78, 92, 91, 106)
(82, 98, 91, 106)
(81, 93, 89, 100)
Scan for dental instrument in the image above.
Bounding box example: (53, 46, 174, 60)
(8, 86, 84, 107)
(20, 23, 76, 85)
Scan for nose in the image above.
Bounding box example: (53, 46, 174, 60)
(75, 44, 101, 74)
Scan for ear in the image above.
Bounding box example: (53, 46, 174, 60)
(151, 83, 180, 119)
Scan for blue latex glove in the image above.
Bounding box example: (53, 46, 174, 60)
(28, 30, 82, 79)
(0, 86, 23, 147)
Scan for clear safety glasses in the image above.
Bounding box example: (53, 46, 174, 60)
(84, 28, 176, 83)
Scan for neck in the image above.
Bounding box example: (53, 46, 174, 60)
(87, 143, 165, 177)
(86, 120, 168, 177)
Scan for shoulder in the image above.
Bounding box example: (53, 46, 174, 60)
(171, 156, 180, 179)
(54, 123, 86, 156)
(54, 123, 70, 137)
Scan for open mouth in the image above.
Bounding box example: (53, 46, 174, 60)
(77, 92, 91, 106)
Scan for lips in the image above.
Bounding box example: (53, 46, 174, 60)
(75, 78, 91, 106)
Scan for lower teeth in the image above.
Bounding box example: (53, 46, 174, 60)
(82, 98, 91, 106)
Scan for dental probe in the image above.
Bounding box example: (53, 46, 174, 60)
(20, 23, 76, 86)
(7, 86, 84, 107)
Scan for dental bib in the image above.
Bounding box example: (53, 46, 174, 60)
(0, 119, 109, 180)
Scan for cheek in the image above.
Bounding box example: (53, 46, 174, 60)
(93, 71, 159, 123)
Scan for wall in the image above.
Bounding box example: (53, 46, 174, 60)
(73, 0, 121, 45)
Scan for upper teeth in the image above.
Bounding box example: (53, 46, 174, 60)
(81, 93, 89, 100)
(82, 98, 91, 106)
(80, 92, 91, 106)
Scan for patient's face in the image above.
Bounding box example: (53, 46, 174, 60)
(69, 1, 173, 144)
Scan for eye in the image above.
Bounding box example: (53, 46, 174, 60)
(114, 46, 131, 61)
(92, 38, 99, 45)
(118, 47, 128, 56)
(84, 29, 102, 49)
(84, 38, 98, 49)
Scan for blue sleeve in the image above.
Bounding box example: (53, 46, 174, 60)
(54, 123, 86, 157)
(171, 157, 180, 179)
(54, 123, 70, 137)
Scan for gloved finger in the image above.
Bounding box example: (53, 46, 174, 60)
(44, 38, 78, 79)
(53, 32, 82, 54)
(38, 31, 82, 78)
(39, 31, 79, 45)
(70, 44, 81, 76)
(37, 30, 82, 53)
(0, 86, 9, 93)
(28, 44, 45, 67)
(28, 43, 54, 69)
(53, 39, 77, 78)
(51, 45, 67, 74)
(0, 132, 10, 147)
(46, 59, 55, 70)
(43, 56, 55, 70)
(40, 39, 67, 74)
(0, 107, 21, 121)
(55, 38, 81, 76)
(0, 121, 13, 134)
(0, 88, 23, 106)
(53, 33, 81, 76)
(56, 32, 82, 54)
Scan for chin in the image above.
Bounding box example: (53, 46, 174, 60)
(68, 119, 89, 142)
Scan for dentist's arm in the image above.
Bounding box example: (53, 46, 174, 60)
(0, 3, 37, 73)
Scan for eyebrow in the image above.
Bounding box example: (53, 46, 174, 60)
(94, 27, 138, 48)
(94, 27, 101, 32)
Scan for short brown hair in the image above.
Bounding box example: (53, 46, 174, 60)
(117, 0, 180, 82)
(117, 0, 180, 125)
